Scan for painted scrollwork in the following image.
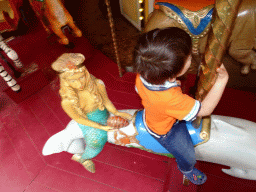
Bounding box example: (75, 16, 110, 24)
(157, 3, 213, 55)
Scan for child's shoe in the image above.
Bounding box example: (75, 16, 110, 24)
(179, 167, 207, 185)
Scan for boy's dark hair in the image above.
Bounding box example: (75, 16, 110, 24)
(134, 27, 192, 85)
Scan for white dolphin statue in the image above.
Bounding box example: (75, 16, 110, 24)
(42, 109, 256, 180)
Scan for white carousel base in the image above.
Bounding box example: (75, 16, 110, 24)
(195, 115, 256, 180)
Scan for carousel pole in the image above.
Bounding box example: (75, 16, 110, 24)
(105, 0, 123, 77)
(193, 0, 242, 128)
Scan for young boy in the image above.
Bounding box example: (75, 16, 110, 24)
(134, 27, 229, 185)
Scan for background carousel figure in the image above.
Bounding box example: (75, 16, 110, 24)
(0, 59, 20, 92)
(28, 0, 82, 47)
(0, 33, 23, 92)
(42, 53, 132, 173)
(0, 33, 23, 68)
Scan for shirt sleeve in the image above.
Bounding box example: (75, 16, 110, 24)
(135, 86, 138, 93)
(183, 100, 201, 121)
(165, 88, 201, 121)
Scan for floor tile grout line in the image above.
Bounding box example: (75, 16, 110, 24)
(38, 88, 68, 128)
(112, 101, 141, 109)
(105, 70, 136, 84)
(105, 87, 138, 96)
(26, 93, 66, 137)
(23, 164, 49, 192)
(23, 164, 64, 192)
(24, 180, 64, 192)
(105, 71, 136, 85)
(2, 125, 44, 180)
(102, 144, 170, 166)
(27, 102, 52, 137)
(14, 111, 48, 164)
(94, 158, 166, 183)
(47, 164, 126, 191)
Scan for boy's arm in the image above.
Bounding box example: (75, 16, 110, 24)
(197, 64, 229, 117)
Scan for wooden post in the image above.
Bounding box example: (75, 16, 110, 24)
(105, 0, 123, 77)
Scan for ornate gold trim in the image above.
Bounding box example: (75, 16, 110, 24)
(159, 4, 213, 37)
(195, 116, 211, 147)
(159, 4, 214, 54)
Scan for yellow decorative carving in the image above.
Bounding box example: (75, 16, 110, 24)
(159, 4, 213, 38)
(158, 4, 213, 55)
(182, 5, 213, 28)
(195, 116, 211, 147)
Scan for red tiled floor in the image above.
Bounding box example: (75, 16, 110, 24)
(0, 156, 33, 192)
(94, 144, 168, 181)
(24, 181, 60, 192)
(106, 88, 141, 108)
(36, 84, 71, 126)
(198, 161, 256, 188)
(44, 150, 165, 191)
(102, 71, 138, 94)
(34, 165, 125, 192)
(112, 102, 141, 111)
(214, 88, 256, 122)
(15, 100, 52, 157)
(197, 172, 256, 192)
(23, 94, 65, 135)
(1, 26, 256, 192)
(165, 160, 197, 192)
(1, 109, 46, 179)
(0, 127, 40, 192)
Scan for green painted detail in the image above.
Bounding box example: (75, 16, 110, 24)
(78, 108, 109, 160)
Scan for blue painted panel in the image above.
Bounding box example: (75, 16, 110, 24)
(135, 110, 204, 153)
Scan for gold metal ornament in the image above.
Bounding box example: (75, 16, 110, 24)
(159, 4, 213, 55)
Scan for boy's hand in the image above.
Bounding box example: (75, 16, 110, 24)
(198, 64, 229, 117)
(216, 64, 229, 81)
(176, 80, 181, 86)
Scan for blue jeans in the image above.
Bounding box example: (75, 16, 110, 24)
(150, 121, 196, 172)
